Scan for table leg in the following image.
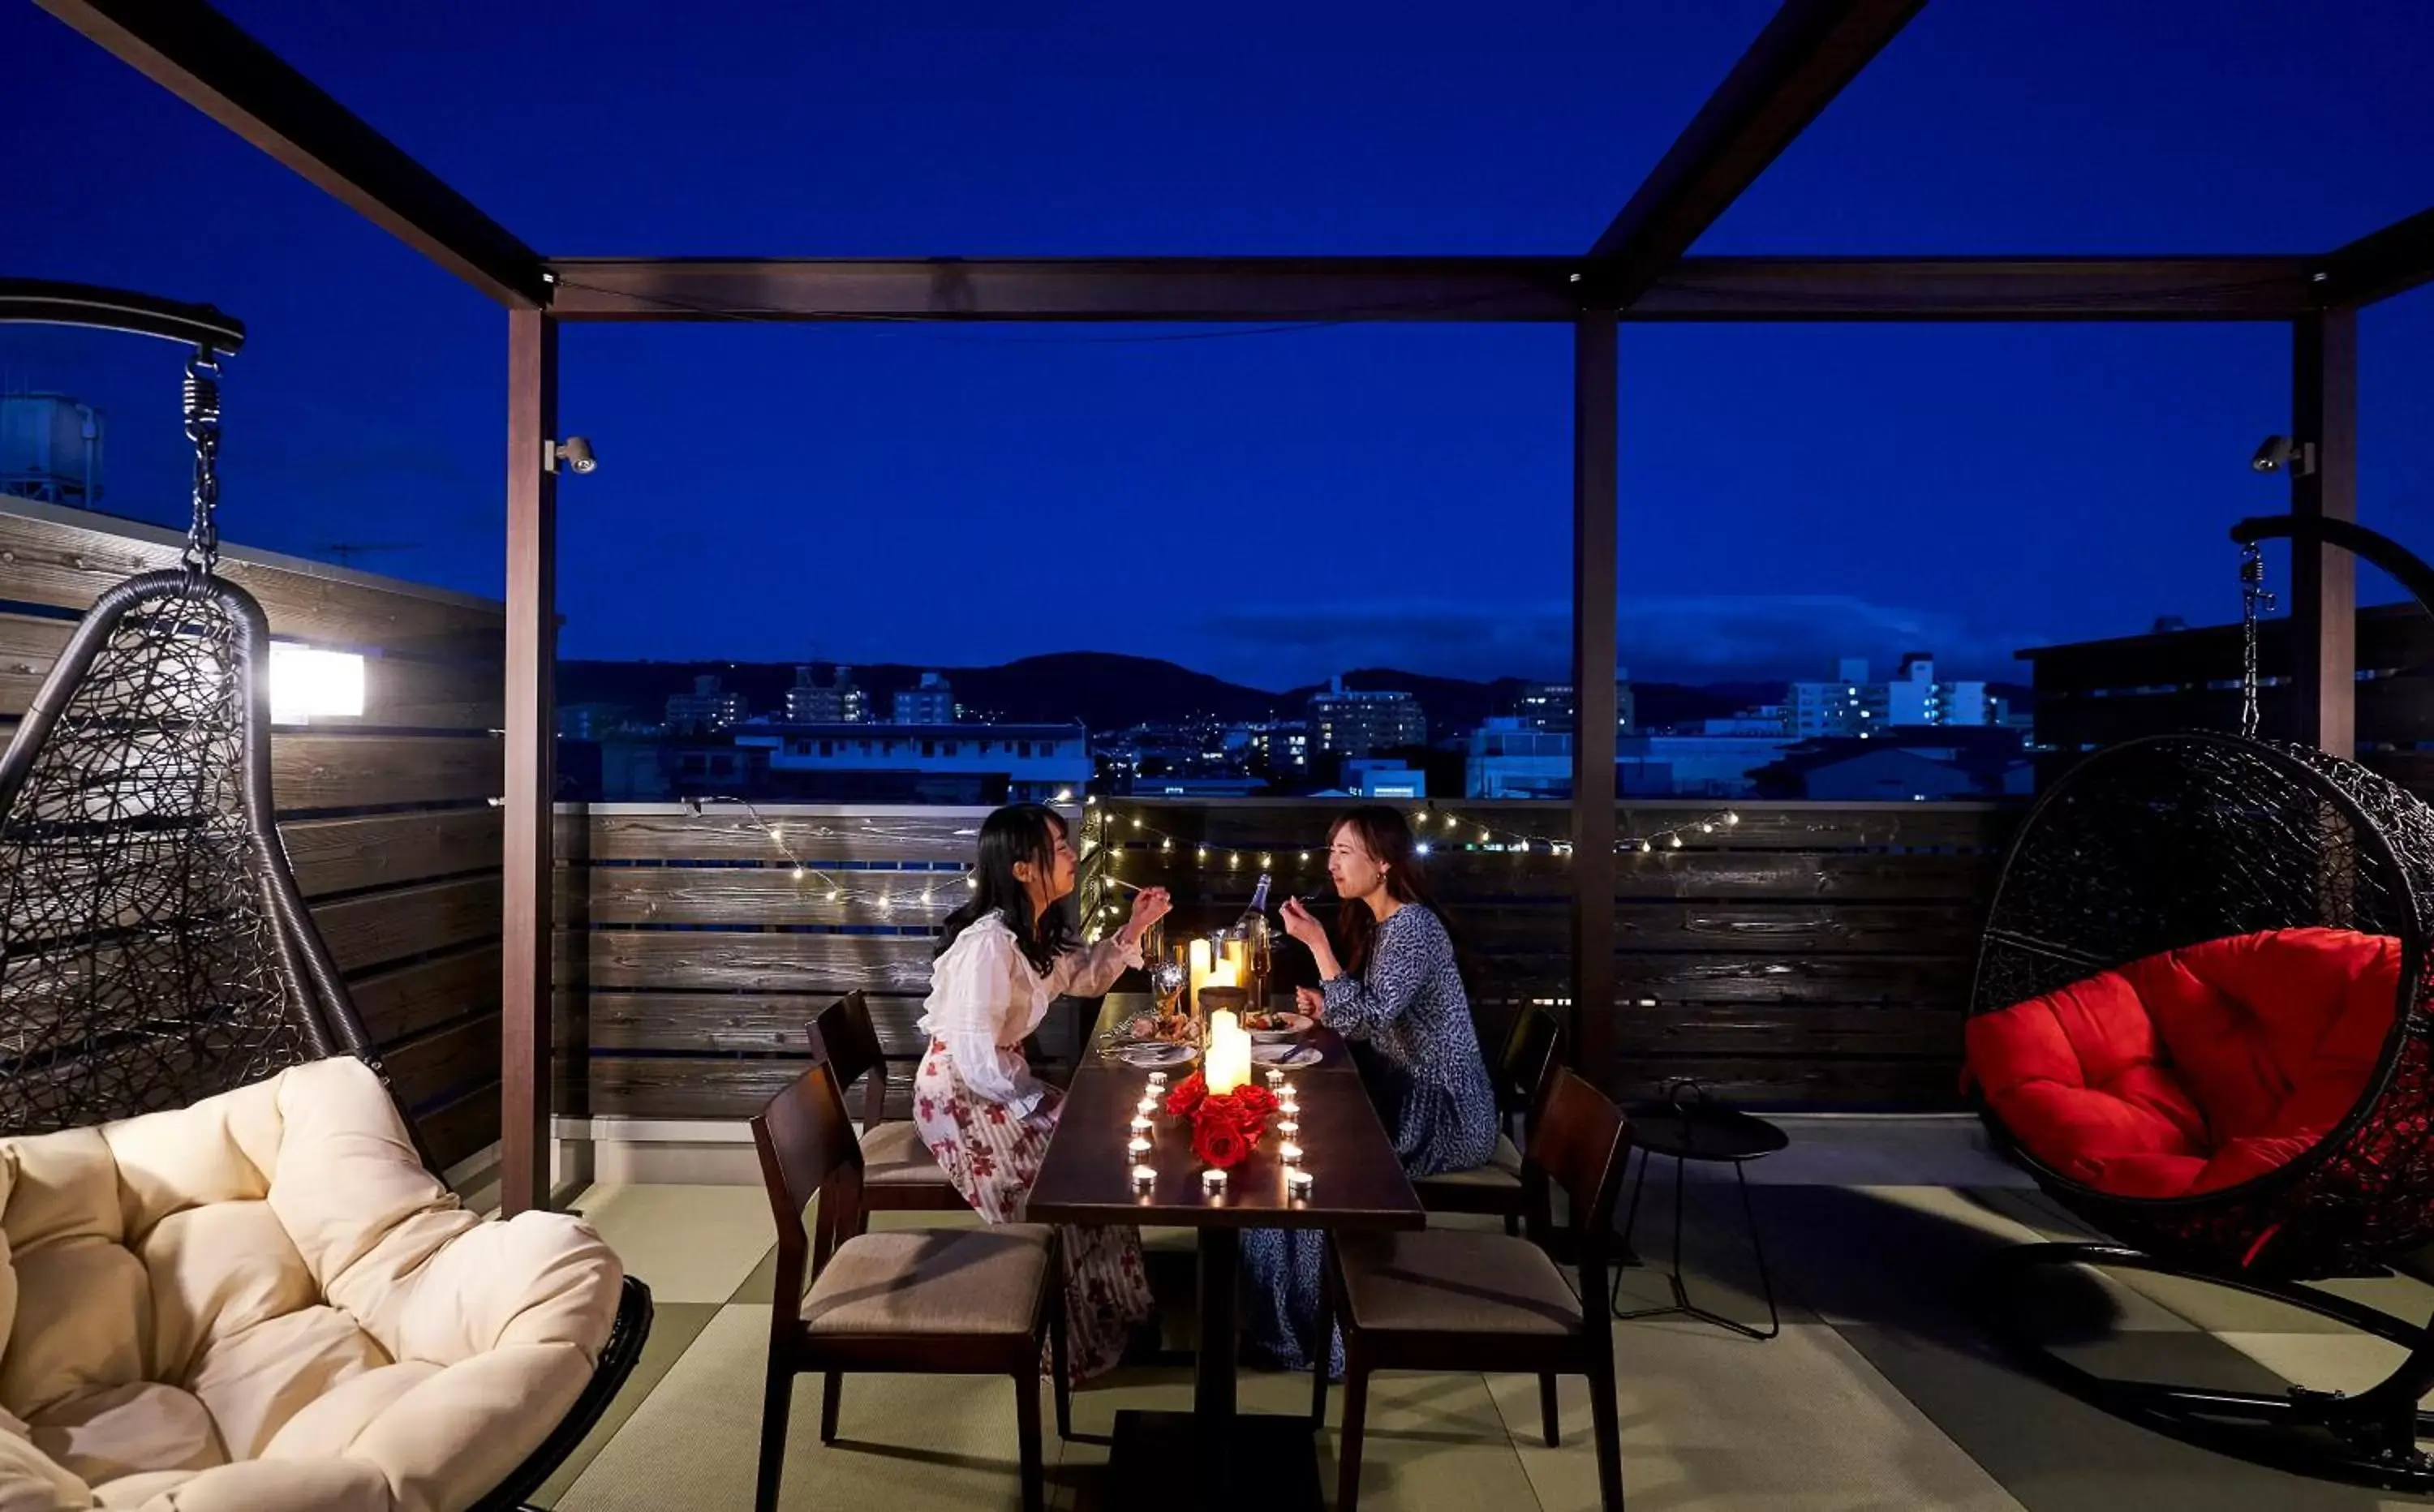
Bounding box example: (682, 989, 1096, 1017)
(1195, 1226, 1239, 1448)
(1103, 1226, 1321, 1511)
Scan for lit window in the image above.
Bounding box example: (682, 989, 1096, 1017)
(269, 642, 365, 724)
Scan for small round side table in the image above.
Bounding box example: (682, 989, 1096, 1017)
(1609, 1085, 1789, 1340)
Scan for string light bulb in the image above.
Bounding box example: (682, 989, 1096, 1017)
(792, 866, 806, 881)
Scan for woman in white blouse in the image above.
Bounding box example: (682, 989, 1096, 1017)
(914, 802, 1169, 1384)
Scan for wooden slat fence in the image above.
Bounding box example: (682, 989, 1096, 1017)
(554, 796, 2018, 1117)
(0, 497, 505, 1166)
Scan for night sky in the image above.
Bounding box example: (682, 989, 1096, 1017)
(6, 1, 2430, 690)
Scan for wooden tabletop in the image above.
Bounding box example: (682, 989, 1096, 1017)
(1028, 1060, 1425, 1231)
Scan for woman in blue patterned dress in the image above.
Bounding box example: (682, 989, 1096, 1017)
(1240, 805, 1499, 1373)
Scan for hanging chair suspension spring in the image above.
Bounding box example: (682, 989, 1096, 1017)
(2238, 541, 2276, 740)
(182, 346, 223, 582)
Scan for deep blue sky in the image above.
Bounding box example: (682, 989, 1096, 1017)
(5, 1, 2430, 689)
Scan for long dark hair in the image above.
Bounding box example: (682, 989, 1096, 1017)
(935, 802, 1078, 976)
(1330, 805, 1477, 993)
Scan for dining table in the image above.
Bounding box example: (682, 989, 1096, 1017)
(1026, 994, 1425, 1511)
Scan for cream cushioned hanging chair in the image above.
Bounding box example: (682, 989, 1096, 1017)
(0, 1057, 622, 1512)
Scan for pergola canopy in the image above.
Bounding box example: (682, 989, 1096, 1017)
(26, 0, 2431, 1214)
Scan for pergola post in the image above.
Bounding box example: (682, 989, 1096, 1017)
(502, 309, 560, 1214)
(2290, 307, 2359, 758)
(1571, 315, 1620, 1084)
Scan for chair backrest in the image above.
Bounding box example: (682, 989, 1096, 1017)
(0, 571, 380, 1140)
(1524, 1068, 1633, 1290)
(1496, 1007, 1564, 1123)
(750, 1059, 867, 1313)
(808, 991, 888, 1133)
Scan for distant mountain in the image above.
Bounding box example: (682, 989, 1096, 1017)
(555, 651, 1926, 737)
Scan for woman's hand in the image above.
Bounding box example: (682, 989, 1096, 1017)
(1117, 887, 1172, 945)
(1295, 986, 1325, 1018)
(1279, 896, 1328, 951)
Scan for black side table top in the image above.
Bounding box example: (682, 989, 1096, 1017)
(1627, 1102, 1790, 1163)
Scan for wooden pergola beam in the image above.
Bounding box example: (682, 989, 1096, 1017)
(2318, 204, 2434, 307)
(1585, 0, 1927, 305)
(544, 255, 2318, 324)
(33, 0, 548, 309)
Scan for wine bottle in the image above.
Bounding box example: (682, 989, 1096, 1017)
(1236, 872, 1273, 930)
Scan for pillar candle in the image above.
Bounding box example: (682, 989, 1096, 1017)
(1188, 939, 1211, 1014)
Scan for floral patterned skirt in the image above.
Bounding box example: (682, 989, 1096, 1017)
(912, 1038, 1152, 1385)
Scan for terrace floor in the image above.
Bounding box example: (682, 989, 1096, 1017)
(516, 1119, 2434, 1510)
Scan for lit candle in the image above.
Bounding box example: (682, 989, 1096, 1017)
(1287, 1167, 1314, 1201)
(1133, 1164, 1155, 1194)
(1202, 1167, 1228, 1196)
(1188, 939, 1212, 1012)
(1277, 1119, 1299, 1139)
(1265, 1068, 1288, 1089)
(1279, 1142, 1303, 1164)
(1130, 1115, 1153, 1134)
(1146, 1071, 1168, 1089)
(1206, 1009, 1250, 1093)
(1129, 1136, 1151, 1156)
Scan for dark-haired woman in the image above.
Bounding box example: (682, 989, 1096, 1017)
(914, 802, 1168, 1384)
(1241, 805, 1498, 1373)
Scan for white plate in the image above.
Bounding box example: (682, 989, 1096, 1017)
(1112, 1042, 1197, 1068)
(1244, 1011, 1314, 1042)
(1250, 1042, 1323, 1067)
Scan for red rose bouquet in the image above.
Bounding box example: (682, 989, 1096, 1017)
(1162, 1072, 1279, 1170)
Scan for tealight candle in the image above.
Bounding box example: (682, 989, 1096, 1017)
(1279, 1141, 1303, 1164)
(1132, 1164, 1155, 1194)
(1201, 1168, 1227, 1196)
(1265, 1069, 1288, 1089)
(1286, 1167, 1314, 1200)
(1146, 1072, 1168, 1089)
(1128, 1136, 1151, 1156)
(1130, 1115, 1153, 1134)
(1277, 1118, 1300, 1139)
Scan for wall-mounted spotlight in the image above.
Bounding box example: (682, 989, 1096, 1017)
(544, 436, 597, 475)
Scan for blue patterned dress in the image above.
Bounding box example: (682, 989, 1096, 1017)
(1240, 904, 1499, 1372)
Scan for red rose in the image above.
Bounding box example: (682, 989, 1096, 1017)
(1163, 1072, 1206, 1118)
(1232, 1085, 1279, 1119)
(1193, 1117, 1251, 1169)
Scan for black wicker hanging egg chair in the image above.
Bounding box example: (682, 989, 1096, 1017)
(1963, 510, 2434, 1492)
(0, 280, 648, 1511)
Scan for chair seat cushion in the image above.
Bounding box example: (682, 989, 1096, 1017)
(1338, 1230, 1583, 1337)
(802, 1225, 1051, 1337)
(1967, 926, 2400, 1200)
(0, 1055, 626, 1512)
(1414, 1134, 1524, 1190)
(861, 1120, 956, 1186)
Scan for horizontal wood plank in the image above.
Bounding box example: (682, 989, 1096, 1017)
(0, 610, 502, 729)
(273, 733, 501, 812)
(566, 865, 964, 926)
(565, 809, 986, 863)
(1614, 1003, 1961, 1058)
(315, 875, 502, 973)
(578, 990, 930, 1055)
(0, 506, 502, 659)
(284, 808, 501, 896)
(567, 930, 937, 994)
(589, 1056, 811, 1119)
(412, 1080, 502, 1170)
(352, 944, 503, 1046)
(1609, 1056, 1963, 1110)
(382, 1010, 503, 1110)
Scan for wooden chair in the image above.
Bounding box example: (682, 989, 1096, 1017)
(810, 990, 970, 1219)
(1314, 1067, 1633, 1512)
(749, 1060, 1070, 1512)
(1413, 1006, 1565, 1235)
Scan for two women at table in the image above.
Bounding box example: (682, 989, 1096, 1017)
(918, 800, 1495, 1385)
(1247, 805, 1500, 1374)
(915, 803, 1168, 1385)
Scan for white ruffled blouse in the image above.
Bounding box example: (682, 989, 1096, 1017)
(917, 912, 1142, 1117)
